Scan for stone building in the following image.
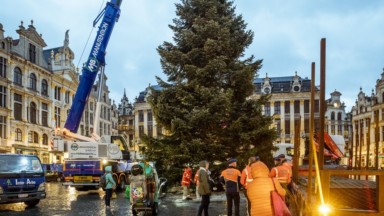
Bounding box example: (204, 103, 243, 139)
(117, 89, 135, 148)
(252, 72, 321, 162)
(324, 90, 352, 159)
(132, 85, 162, 160)
(351, 69, 384, 169)
(0, 21, 117, 164)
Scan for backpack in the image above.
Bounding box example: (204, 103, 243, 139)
(99, 173, 107, 189)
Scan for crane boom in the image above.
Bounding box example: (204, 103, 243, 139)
(64, 0, 122, 133)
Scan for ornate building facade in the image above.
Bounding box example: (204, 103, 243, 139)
(117, 89, 135, 148)
(132, 85, 162, 160)
(351, 70, 384, 169)
(252, 72, 321, 163)
(324, 90, 352, 159)
(0, 21, 117, 164)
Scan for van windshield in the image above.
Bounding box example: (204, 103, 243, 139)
(0, 155, 43, 173)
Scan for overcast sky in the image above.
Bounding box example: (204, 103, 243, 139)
(1, 0, 383, 111)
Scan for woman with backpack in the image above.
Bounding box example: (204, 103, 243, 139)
(104, 165, 116, 209)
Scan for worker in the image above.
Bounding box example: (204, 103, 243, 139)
(269, 155, 292, 204)
(269, 155, 292, 185)
(240, 156, 256, 216)
(181, 164, 193, 200)
(220, 158, 242, 216)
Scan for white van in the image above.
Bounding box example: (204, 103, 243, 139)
(273, 143, 294, 161)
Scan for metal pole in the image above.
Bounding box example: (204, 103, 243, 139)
(307, 62, 315, 205)
(319, 38, 326, 170)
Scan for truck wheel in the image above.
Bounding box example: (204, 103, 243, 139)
(152, 202, 158, 216)
(119, 176, 126, 191)
(24, 199, 40, 207)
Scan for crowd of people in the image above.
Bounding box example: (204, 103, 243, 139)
(181, 154, 293, 216)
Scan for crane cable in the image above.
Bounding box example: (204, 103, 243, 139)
(76, 0, 105, 71)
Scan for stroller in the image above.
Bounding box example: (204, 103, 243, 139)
(130, 163, 167, 216)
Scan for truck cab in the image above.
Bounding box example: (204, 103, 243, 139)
(0, 154, 46, 207)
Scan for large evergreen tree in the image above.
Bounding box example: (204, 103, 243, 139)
(144, 0, 277, 172)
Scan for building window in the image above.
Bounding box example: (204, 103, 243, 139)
(0, 116, 6, 139)
(331, 112, 335, 120)
(284, 101, 290, 114)
(42, 134, 48, 145)
(139, 110, 144, 122)
(29, 43, 36, 63)
(54, 86, 61, 100)
(29, 73, 37, 91)
(28, 131, 39, 143)
(148, 125, 153, 137)
(139, 126, 144, 138)
(264, 102, 271, 116)
(13, 67, 22, 86)
(0, 57, 6, 78)
(14, 93, 22, 121)
(0, 86, 6, 107)
(42, 103, 48, 127)
(337, 112, 342, 121)
(30, 102, 37, 124)
(338, 125, 342, 135)
(274, 102, 280, 115)
(15, 128, 22, 141)
(294, 100, 300, 114)
(65, 91, 70, 104)
(148, 110, 153, 122)
(41, 79, 48, 96)
(304, 100, 310, 113)
(55, 106, 61, 128)
(285, 119, 290, 137)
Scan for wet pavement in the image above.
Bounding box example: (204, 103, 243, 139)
(0, 182, 247, 216)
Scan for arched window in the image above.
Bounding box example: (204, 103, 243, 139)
(28, 131, 39, 143)
(15, 128, 22, 141)
(41, 79, 48, 96)
(330, 112, 335, 120)
(29, 73, 37, 90)
(30, 102, 37, 124)
(13, 67, 22, 85)
(337, 112, 342, 121)
(42, 134, 48, 145)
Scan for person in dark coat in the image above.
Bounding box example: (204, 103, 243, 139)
(197, 160, 211, 216)
(220, 158, 242, 216)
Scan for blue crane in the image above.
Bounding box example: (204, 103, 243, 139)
(64, 0, 122, 133)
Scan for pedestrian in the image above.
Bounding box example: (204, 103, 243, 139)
(181, 164, 193, 200)
(194, 167, 201, 200)
(197, 160, 211, 216)
(247, 160, 286, 215)
(220, 158, 241, 216)
(104, 165, 116, 210)
(269, 155, 292, 185)
(240, 156, 256, 216)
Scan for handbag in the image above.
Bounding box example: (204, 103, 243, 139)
(271, 178, 292, 216)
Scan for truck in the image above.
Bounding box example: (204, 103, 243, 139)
(53, 0, 132, 191)
(0, 154, 46, 207)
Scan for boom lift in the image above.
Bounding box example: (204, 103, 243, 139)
(53, 0, 131, 190)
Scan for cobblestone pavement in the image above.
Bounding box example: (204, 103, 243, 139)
(0, 182, 248, 216)
(159, 192, 248, 216)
